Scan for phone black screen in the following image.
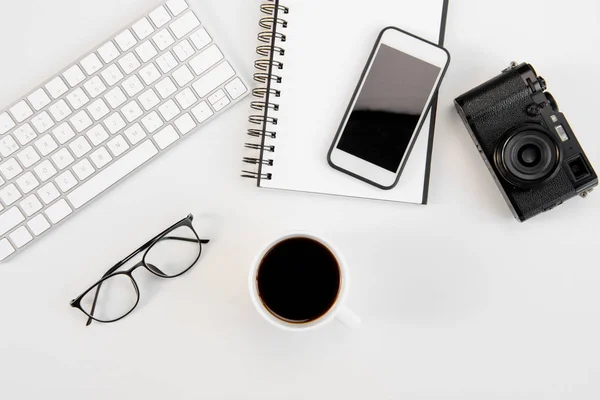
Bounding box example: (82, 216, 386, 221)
(336, 44, 441, 173)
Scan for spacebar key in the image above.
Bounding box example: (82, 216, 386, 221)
(68, 140, 158, 209)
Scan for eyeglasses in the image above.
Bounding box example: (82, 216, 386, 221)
(70, 214, 209, 326)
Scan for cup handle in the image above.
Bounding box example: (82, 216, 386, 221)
(336, 305, 361, 329)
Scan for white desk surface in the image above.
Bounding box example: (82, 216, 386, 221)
(0, 0, 598, 399)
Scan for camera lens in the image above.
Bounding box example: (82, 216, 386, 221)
(495, 125, 561, 188)
(518, 144, 542, 166)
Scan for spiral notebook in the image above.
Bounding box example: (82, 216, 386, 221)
(242, 0, 450, 204)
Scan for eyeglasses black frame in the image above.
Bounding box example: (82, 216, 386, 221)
(70, 214, 209, 326)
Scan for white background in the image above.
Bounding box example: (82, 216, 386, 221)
(0, 0, 599, 399)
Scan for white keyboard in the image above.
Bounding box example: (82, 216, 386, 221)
(0, 0, 249, 261)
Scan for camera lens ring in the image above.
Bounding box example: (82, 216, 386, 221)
(494, 124, 561, 188)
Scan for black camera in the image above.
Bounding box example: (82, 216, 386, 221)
(454, 62, 597, 221)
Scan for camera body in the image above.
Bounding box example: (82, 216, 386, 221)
(455, 62, 597, 221)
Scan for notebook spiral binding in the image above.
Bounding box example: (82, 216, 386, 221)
(242, 0, 289, 181)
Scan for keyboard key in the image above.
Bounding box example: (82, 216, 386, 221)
(158, 100, 180, 121)
(17, 146, 41, 168)
(16, 172, 40, 194)
(0, 207, 25, 236)
(156, 52, 178, 74)
(83, 76, 107, 98)
(51, 148, 75, 170)
(33, 160, 57, 182)
(212, 96, 230, 112)
(0, 239, 15, 260)
(170, 11, 200, 39)
(63, 65, 86, 87)
(37, 182, 60, 204)
(189, 45, 223, 75)
(189, 28, 212, 50)
(172, 65, 194, 87)
(104, 112, 127, 134)
(45, 199, 72, 223)
(90, 147, 112, 169)
(19, 194, 43, 216)
(48, 99, 72, 122)
(28, 214, 51, 236)
(10, 101, 34, 123)
(132, 17, 155, 40)
(192, 62, 234, 97)
(122, 100, 144, 122)
(68, 140, 158, 209)
(152, 29, 175, 51)
(66, 88, 90, 110)
(13, 123, 37, 145)
(173, 40, 194, 62)
(115, 29, 137, 51)
(0, 135, 19, 157)
(0, 112, 16, 135)
(135, 41, 158, 63)
(139, 89, 160, 111)
(9, 226, 33, 248)
(97, 41, 120, 63)
(88, 99, 110, 121)
(101, 65, 124, 86)
(52, 123, 76, 144)
(141, 111, 163, 133)
(107, 135, 130, 157)
(80, 53, 103, 75)
(225, 78, 248, 100)
(55, 171, 78, 192)
(70, 110, 93, 133)
(122, 75, 144, 97)
(175, 88, 198, 109)
(174, 113, 196, 135)
(73, 159, 95, 180)
(31, 111, 54, 134)
(154, 125, 179, 149)
(28, 88, 51, 111)
(208, 89, 226, 104)
(86, 125, 109, 146)
(0, 158, 23, 180)
(166, 0, 188, 16)
(105, 87, 127, 109)
(149, 6, 171, 28)
(156, 77, 177, 99)
(0, 184, 22, 205)
(124, 123, 147, 145)
(69, 136, 92, 158)
(118, 52, 141, 74)
(191, 101, 214, 124)
(140, 64, 161, 85)
(45, 77, 69, 99)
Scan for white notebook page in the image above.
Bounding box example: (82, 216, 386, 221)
(247, 0, 445, 204)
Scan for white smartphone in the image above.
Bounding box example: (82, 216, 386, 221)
(328, 27, 450, 190)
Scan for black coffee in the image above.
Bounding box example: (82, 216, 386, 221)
(257, 237, 341, 323)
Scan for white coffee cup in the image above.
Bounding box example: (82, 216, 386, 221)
(249, 233, 361, 331)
